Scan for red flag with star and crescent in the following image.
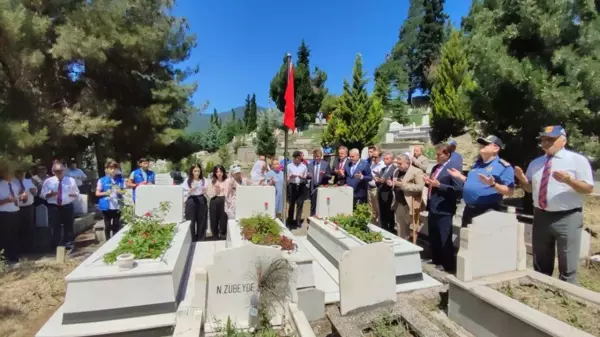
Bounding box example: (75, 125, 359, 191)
(283, 58, 295, 131)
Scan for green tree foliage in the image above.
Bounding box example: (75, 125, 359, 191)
(430, 30, 475, 143)
(464, 0, 600, 165)
(322, 54, 383, 149)
(248, 94, 258, 132)
(217, 145, 231, 168)
(255, 113, 277, 157)
(270, 41, 328, 129)
(320, 94, 339, 118)
(0, 0, 197, 171)
(416, 0, 447, 93)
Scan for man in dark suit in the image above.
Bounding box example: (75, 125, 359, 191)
(307, 149, 333, 216)
(374, 152, 396, 232)
(344, 148, 373, 208)
(424, 143, 463, 272)
(332, 146, 349, 186)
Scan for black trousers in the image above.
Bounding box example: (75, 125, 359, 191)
(429, 212, 455, 272)
(0, 211, 20, 262)
(287, 183, 306, 227)
(461, 203, 501, 227)
(209, 196, 227, 239)
(186, 195, 208, 241)
(377, 191, 395, 231)
(353, 196, 367, 209)
(102, 209, 121, 240)
(48, 203, 75, 249)
(18, 204, 35, 254)
(309, 187, 318, 216)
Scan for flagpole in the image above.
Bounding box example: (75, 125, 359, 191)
(282, 53, 292, 224)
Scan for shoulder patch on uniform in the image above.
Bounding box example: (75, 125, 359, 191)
(499, 159, 511, 167)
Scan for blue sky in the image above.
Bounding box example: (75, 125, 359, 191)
(173, 0, 471, 113)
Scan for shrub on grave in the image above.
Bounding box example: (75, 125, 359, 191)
(330, 203, 383, 243)
(103, 202, 176, 264)
(239, 214, 296, 251)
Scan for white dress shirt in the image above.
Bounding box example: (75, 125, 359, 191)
(13, 178, 36, 207)
(182, 178, 206, 197)
(66, 168, 87, 186)
(0, 180, 20, 212)
(526, 148, 594, 212)
(287, 162, 307, 184)
(369, 160, 386, 187)
(41, 176, 79, 206)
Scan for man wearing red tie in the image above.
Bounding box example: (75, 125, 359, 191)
(332, 146, 349, 186)
(515, 125, 594, 284)
(42, 163, 79, 252)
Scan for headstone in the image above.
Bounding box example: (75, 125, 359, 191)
(297, 288, 325, 321)
(421, 114, 430, 126)
(456, 211, 520, 282)
(35, 204, 48, 227)
(203, 245, 295, 328)
(315, 186, 353, 218)
(389, 121, 402, 132)
(339, 243, 396, 315)
(73, 194, 88, 215)
(135, 185, 184, 224)
(154, 173, 174, 186)
(360, 147, 369, 160)
(385, 133, 394, 144)
(300, 149, 309, 160)
(235, 186, 276, 220)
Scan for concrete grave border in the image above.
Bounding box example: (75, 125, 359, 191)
(307, 217, 424, 284)
(36, 221, 192, 337)
(447, 270, 600, 337)
(326, 299, 450, 337)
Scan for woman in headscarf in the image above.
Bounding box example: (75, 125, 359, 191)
(224, 163, 248, 220)
(264, 158, 284, 218)
(250, 159, 266, 185)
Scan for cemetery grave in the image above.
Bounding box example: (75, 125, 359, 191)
(306, 186, 440, 298)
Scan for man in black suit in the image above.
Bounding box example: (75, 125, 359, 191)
(424, 143, 463, 272)
(332, 146, 349, 186)
(374, 152, 396, 232)
(307, 149, 333, 216)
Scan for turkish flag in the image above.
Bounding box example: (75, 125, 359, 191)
(283, 59, 295, 130)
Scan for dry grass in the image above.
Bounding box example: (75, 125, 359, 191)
(0, 246, 98, 337)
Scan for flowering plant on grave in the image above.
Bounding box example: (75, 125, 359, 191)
(239, 214, 296, 251)
(103, 201, 176, 264)
(330, 204, 382, 243)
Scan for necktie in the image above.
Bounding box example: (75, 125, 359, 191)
(8, 183, 18, 207)
(18, 180, 27, 203)
(428, 167, 441, 198)
(538, 156, 553, 209)
(314, 162, 320, 181)
(338, 159, 344, 170)
(57, 179, 63, 206)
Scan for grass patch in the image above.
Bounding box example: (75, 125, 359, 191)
(330, 204, 383, 243)
(362, 313, 416, 337)
(103, 201, 176, 264)
(497, 279, 600, 336)
(240, 214, 297, 251)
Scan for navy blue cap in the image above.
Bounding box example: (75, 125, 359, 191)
(477, 135, 503, 148)
(448, 139, 457, 146)
(539, 125, 567, 138)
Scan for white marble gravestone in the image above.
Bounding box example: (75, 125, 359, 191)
(73, 194, 88, 215)
(202, 245, 295, 329)
(456, 211, 525, 282)
(235, 186, 276, 220)
(421, 114, 430, 126)
(339, 243, 396, 315)
(360, 147, 369, 160)
(388, 121, 402, 132)
(154, 173, 174, 186)
(315, 186, 353, 218)
(35, 204, 48, 227)
(385, 133, 394, 143)
(135, 185, 184, 224)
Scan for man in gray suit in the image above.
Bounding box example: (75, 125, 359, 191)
(307, 149, 332, 216)
(374, 152, 397, 232)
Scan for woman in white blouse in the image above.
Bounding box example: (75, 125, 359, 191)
(210, 165, 228, 240)
(14, 167, 37, 254)
(0, 162, 21, 264)
(182, 164, 208, 241)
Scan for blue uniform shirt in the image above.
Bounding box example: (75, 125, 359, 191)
(463, 157, 514, 206)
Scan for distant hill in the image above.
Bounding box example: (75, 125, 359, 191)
(185, 105, 268, 133)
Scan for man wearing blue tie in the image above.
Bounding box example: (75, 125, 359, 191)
(344, 148, 373, 208)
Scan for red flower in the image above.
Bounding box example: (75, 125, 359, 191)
(144, 212, 151, 217)
(326, 197, 330, 201)
(264, 202, 268, 208)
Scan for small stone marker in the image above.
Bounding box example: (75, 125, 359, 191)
(35, 204, 48, 227)
(73, 194, 88, 215)
(456, 211, 519, 282)
(315, 186, 353, 218)
(235, 186, 276, 220)
(339, 243, 396, 315)
(56, 246, 66, 263)
(135, 185, 184, 224)
(203, 244, 294, 328)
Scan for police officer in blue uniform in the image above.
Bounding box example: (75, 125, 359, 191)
(447, 135, 515, 227)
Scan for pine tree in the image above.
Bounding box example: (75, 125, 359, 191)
(322, 54, 383, 149)
(297, 40, 310, 68)
(430, 30, 475, 143)
(247, 94, 258, 132)
(416, 0, 447, 93)
(255, 113, 277, 157)
(243, 94, 251, 129)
